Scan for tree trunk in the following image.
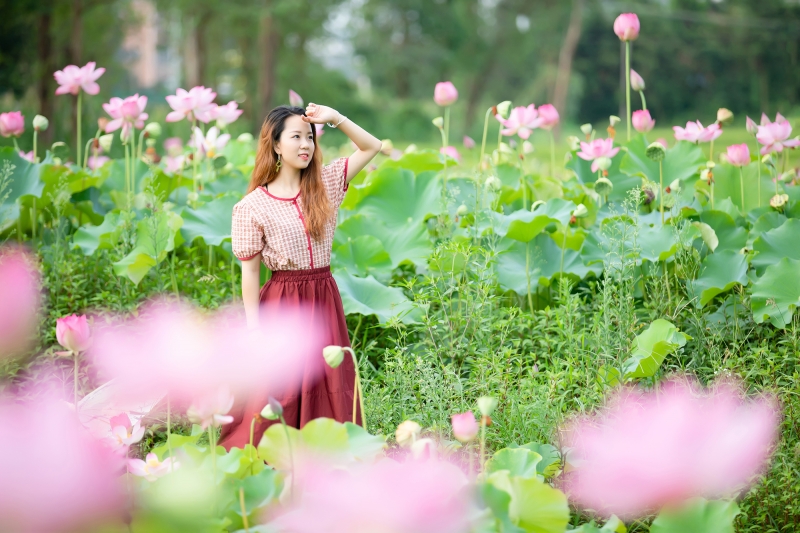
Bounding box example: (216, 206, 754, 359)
(552, 0, 584, 138)
(258, 6, 280, 120)
(37, 11, 55, 147)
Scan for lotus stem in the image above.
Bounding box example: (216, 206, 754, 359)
(625, 41, 631, 142)
(479, 107, 491, 173)
(31, 198, 36, 240)
(344, 347, 366, 430)
(137, 129, 146, 161)
(550, 130, 557, 179)
(240, 487, 250, 532)
(192, 118, 199, 206)
(208, 245, 214, 273)
(709, 139, 715, 163)
(525, 242, 533, 312)
(12, 138, 19, 152)
(739, 166, 746, 212)
(82, 139, 93, 169)
(659, 160, 664, 225)
(663, 261, 671, 313)
(124, 141, 131, 211)
(279, 414, 294, 500)
(639, 90, 647, 112)
(77, 92, 82, 167)
(479, 417, 486, 473)
(560, 227, 567, 284)
(249, 414, 257, 475)
(754, 140, 761, 207)
(32, 131, 38, 163)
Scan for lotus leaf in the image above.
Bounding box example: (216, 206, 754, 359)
(751, 218, 800, 276)
(751, 257, 800, 328)
(690, 250, 749, 307)
(622, 319, 690, 379)
(334, 271, 420, 324)
(179, 194, 238, 246)
(650, 498, 739, 533)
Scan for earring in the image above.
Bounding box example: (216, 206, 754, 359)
(275, 153, 282, 171)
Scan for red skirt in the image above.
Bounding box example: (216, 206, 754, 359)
(219, 266, 362, 451)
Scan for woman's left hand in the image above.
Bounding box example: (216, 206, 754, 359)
(303, 103, 338, 125)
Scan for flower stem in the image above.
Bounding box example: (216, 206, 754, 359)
(192, 118, 199, 207)
(344, 347, 366, 429)
(12, 138, 19, 152)
(659, 160, 664, 225)
(709, 139, 715, 163)
(83, 139, 93, 169)
(239, 487, 250, 532)
(479, 418, 486, 473)
(639, 90, 647, 111)
(739, 166, 746, 212)
(137, 129, 146, 161)
(73, 352, 79, 417)
(549, 130, 557, 179)
(279, 414, 294, 500)
(33, 131, 38, 163)
(249, 414, 257, 475)
(479, 107, 491, 172)
(124, 141, 131, 211)
(625, 41, 631, 142)
(77, 92, 82, 167)
(525, 242, 533, 312)
(754, 140, 761, 207)
(444, 106, 451, 153)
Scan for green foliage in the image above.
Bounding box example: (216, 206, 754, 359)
(650, 498, 740, 533)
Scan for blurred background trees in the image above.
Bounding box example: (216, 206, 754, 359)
(1, 0, 798, 149)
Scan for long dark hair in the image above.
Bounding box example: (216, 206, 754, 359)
(247, 105, 332, 241)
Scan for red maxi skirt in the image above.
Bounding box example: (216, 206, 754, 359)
(219, 266, 363, 451)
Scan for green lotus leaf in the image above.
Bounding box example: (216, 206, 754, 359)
(344, 421, 387, 460)
(517, 442, 561, 478)
(485, 448, 543, 480)
(751, 219, 800, 276)
(690, 250, 749, 307)
(480, 481, 526, 533)
(651, 498, 739, 533)
(379, 150, 443, 175)
(72, 211, 126, 255)
(225, 467, 283, 531)
(496, 163, 522, 189)
(349, 166, 443, 227)
(113, 211, 183, 284)
(179, 194, 239, 246)
(686, 221, 719, 252)
(620, 135, 704, 202)
(710, 162, 772, 213)
(699, 211, 748, 252)
(751, 257, 800, 328)
(622, 319, 690, 379)
(333, 271, 420, 324)
(490, 198, 574, 242)
(637, 223, 680, 262)
(332, 235, 393, 280)
(748, 212, 787, 247)
(497, 474, 570, 533)
(335, 214, 430, 269)
(0, 147, 45, 232)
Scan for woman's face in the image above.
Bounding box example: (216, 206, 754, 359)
(274, 114, 314, 170)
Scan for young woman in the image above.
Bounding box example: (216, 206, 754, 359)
(220, 103, 381, 450)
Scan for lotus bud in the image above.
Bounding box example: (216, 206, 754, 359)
(432, 117, 444, 130)
(531, 200, 545, 211)
(630, 70, 645, 92)
(484, 175, 501, 191)
(745, 116, 758, 135)
(451, 412, 479, 443)
(410, 438, 438, 460)
(572, 203, 589, 218)
(238, 132, 254, 143)
(595, 156, 612, 171)
(395, 420, 422, 447)
(495, 101, 512, 120)
(99, 134, 114, 153)
(770, 194, 789, 209)
(580, 123, 593, 136)
(761, 154, 772, 165)
(32, 115, 49, 132)
(716, 108, 734, 126)
(144, 122, 162, 138)
(456, 204, 468, 216)
(499, 142, 514, 154)
(260, 397, 283, 420)
(477, 396, 498, 416)
(404, 143, 418, 153)
(609, 116, 621, 127)
(706, 160, 716, 169)
(700, 168, 713, 185)
(97, 117, 109, 131)
(595, 177, 614, 196)
(566, 136, 580, 151)
(52, 157, 62, 166)
(323, 345, 345, 368)
(646, 141, 666, 162)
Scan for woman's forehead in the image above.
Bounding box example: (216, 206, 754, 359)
(284, 115, 312, 134)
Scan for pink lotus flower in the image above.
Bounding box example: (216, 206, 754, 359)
(103, 94, 148, 141)
(289, 89, 304, 107)
(187, 386, 235, 430)
(0, 111, 24, 137)
(163, 154, 186, 174)
(56, 314, 92, 354)
(725, 143, 750, 167)
(632, 110, 655, 133)
(192, 126, 230, 159)
(315, 123, 325, 137)
(128, 453, 179, 482)
(451, 412, 478, 442)
(745, 116, 758, 135)
(577, 138, 620, 172)
(0, 395, 125, 532)
(434, 81, 459, 106)
(18, 150, 34, 162)
(165, 86, 217, 123)
(88, 155, 110, 170)
(496, 105, 541, 140)
(613, 13, 640, 41)
(673, 121, 720, 143)
(630, 69, 645, 91)
(276, 458, 472, 533)
(656, 138, 668, 149)
(699, 122, 722, 142)
(211, 101, 243, 127)
(54, 62, 105, 96)
(440, 145, 461, 163)
(108, 412, 145, 449)
(0, 249, 40, 359)
(756, 113, 800, 155)
(463, 135, 476, 149)
(563, 378, 778, 519)
(163, 137, 183, 156)
(538, 104, 560, 130)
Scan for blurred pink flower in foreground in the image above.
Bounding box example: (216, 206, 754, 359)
(103, 94, 148, 141)
(128, 452, 179, 482)
(632, 110, 655, 133)
(434, 81, 459, 107)
(19, 150, 34, 162)
(726, 143, 751, 167)
(537, 104, 560, 130)
(614, 13, 640, 41)
(187, 386, 235, 430)
(0, 111, 25, 137)
(577, 138, 620, 172)
(756, 113, 800, 155)
(440, 145, 461, 163)
(163, 136, 183, 155)
(165, 86, 217, 123)
(463, 135, 476, 149)
(0, 248, 40, 359)
(451, 412, 478, 443)
(54, 62, 105, 96)
(88, 155, 110, 170)
(563, 379, 778, 519)
(0, 396, 125, 532)
(497, 105, 541, 140)
(315, 123, 325, 137)
(277, 459, 472, 533)
(56, 314, 92, 355)
(89, 299, 316, 403)
(289, 89, 304, 107)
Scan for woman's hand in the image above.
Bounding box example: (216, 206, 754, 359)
(303, 103, 339, 125)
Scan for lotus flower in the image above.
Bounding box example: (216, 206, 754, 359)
(451, 412, 478, 442)
(0, 112, 24, 137)
(103, 94, 148, 141)
(108, 413, 145, 449)
(275, 458, 472, 533)
(128, 453, 179, 482)
(537, 104, 560, 130)
(613, 13, 640, 41)
(192, 126, 230, 159)
(0, 249, 40, 359)
(563, 378, 778, 519)
(577, 138, 620, 172)
(756, 113, 800, 155)
(289, 89, 304, 107)
(673, 121, 720, 143)
(187, 386, 235, 430)
(18, 150, 34, 162)
(0, 395, 125, 532)
(56, 314, 92, 355)
(163, 154, 186, 174)
(395, 420, 422, 447)
(434, 81, 459, 106)
(630, 69, 645, 91)
(725, 144, 750, 167)
(88, 155, 110, 170)
(699, 123, 722, 142)
(315, 123, 325, 137)
(165, 86, 217, 123)
(463, 135, 476, 149)
(746, 116, 758, 135)
(496, 105, 541, 140)
(211, 101, 243, 127)
(54, 62, 105, 96)
(440, 145, 461, 163)
(163, 137, 183, 156)
(632, 110, 655, 133)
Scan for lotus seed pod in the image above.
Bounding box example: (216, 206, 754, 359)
(432, 117, 444, 129)
(646, 142, 666, 162)
(99, 134, 114, 153)
(595, 156, 612, 171)
(716, 108, 734, 126)
(595, 177, 614, 196)
(663, 193, 677, 209)
(477, 396, 498, 416)
(609, 116, 621, 127)
(144, 122, 162, 138)
(395, 420, 422, 447)
(322, 345, 345, 368)
(456, 204, 468, 216)
(770, 194, 789, 208)
(495, 101, 512, 120)
(237, 132, 254, 143)
(572, 203, 589, 218)
(642, 181, 659, 204)
(32, 115, 49, 131)
(580, 124, 593, 136)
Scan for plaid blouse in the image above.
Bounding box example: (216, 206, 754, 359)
(231, 157, 349, 270)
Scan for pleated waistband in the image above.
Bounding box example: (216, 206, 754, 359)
(269, 265, 332, 282)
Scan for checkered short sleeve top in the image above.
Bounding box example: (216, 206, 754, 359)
(231, 157, 349, 270)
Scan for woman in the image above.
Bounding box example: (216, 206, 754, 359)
(220, 103, 381, 450)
